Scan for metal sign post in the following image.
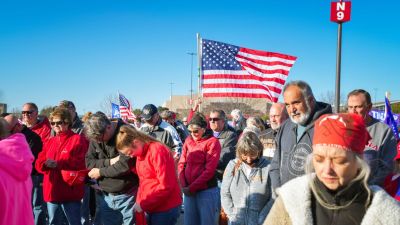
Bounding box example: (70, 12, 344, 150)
(331, 0, 351, 112)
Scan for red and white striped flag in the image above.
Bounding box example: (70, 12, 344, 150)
(119, 93, 136, 121)
(201, 39, 297, 102)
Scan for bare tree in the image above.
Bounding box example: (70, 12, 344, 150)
(318, 90, 346, 112)
(99, 93, 136, 117)
(99, 94, 119, 116)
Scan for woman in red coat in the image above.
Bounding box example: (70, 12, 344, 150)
(35, 107, 88, 225)
(116, 125, 182, 225)
(177, 113, 221, 225)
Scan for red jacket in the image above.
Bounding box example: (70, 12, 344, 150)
(35, 130, 88, 202)
(132, 142, 182, 213)
(384, 173, 400, 201)
(30, 117, 51, 143)
(178, 132, 221, 193)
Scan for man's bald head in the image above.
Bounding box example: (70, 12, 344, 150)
(269, 102, 288, 130)
(2, 114, 22, 133)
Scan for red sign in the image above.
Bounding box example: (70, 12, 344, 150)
(330, 1, 351, 23)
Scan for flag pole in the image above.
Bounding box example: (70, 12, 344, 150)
(196, 33, 202, 112)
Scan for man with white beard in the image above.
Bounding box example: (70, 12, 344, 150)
(269, 80, 332, 192)
(259, 103, 288, 160)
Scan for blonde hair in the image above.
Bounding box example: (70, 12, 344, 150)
(246, 116, 265, 131)
(236, 131, 263, 158)
(50, 107, 72, 127)
(116, 125, 159, 150)
(305, 152, 371, 210)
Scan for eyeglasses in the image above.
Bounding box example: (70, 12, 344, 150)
(21, 110, 35, 115)
(188, 129, 200, 134)
(50, 121, 64, 126)
(209, 118, 221, 122)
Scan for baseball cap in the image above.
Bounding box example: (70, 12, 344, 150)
(141, 104, 158, 121)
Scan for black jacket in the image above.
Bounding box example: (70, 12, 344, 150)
(311, 178, 369, 225)
(21, 126, 43, 175)
(215, 124, 238, 180)
(85, 120, 138, 193)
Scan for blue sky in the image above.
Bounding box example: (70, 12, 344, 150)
(1, 0, 399, 115)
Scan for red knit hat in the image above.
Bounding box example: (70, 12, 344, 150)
(313, 113, 371, 154)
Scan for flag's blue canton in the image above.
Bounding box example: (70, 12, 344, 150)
(119, 94, 130, 107)
(202, 39, 241, 71)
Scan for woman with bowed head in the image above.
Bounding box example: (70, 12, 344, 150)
(0, 118, 35, 225)
(178, 113, 222, 225)
(116, 125, 182, 225)
(35, 107, 88, 225)
(264, 113, 400, 225)
(221, 131, 273, 225)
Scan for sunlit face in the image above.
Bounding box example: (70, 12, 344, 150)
(313, 145, 359, 191)
(22, 104, 38, 125)
(50, 117, 69, 134)
(209, 112, 224, 132)
(347, 94, 371, 121)
(269, 106, 284, 130)
(119, 139, 145, 157)
(284, 86, 311, 126)
(240, 153, 259, 167)
(188, 125, 205, 141)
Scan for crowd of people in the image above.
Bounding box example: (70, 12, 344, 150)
(1, 80, 400, 225)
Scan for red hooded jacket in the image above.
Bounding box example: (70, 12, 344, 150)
(178, 131, 221, 193)
(30, 117, 51, 143)
(132, 142, 182, 213)
(35, 130, 88, 202)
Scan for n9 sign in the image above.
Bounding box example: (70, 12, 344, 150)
(331, 1, 351, 23)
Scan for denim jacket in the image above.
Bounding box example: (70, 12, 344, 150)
(221, 158, 274, 225)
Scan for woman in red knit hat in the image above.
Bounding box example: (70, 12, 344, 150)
(264, 113, 400, 225)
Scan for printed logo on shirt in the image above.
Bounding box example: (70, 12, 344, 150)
(287, 143, 312, 176)
(366, 140, 378, 151)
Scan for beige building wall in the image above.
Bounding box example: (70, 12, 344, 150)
(163, 95, 272, 118)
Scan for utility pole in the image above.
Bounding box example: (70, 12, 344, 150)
(331, 0, 351, 113)
(187, 52, 196, 102)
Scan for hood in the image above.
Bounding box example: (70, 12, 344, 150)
(305, 101, 332, 128)
(0, 133, 34, 181)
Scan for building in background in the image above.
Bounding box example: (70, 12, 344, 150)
(0, 103, 7, 114)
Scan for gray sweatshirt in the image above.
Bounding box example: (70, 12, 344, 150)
(364, 117, 397, 186)
(221, 158, 274, 225)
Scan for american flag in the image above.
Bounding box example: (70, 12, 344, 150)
(201, 39, 297, 102)
(119, 93, 136, 120)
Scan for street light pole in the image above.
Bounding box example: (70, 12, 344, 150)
(187, 52, 196, 101)
(169, 82, 174, 109)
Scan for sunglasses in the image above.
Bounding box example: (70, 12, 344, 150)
(188, 129, 200, 134)
(21, 110, 35, 115)
(50, 121, 64, 126)
(209, 118, 221, 122)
